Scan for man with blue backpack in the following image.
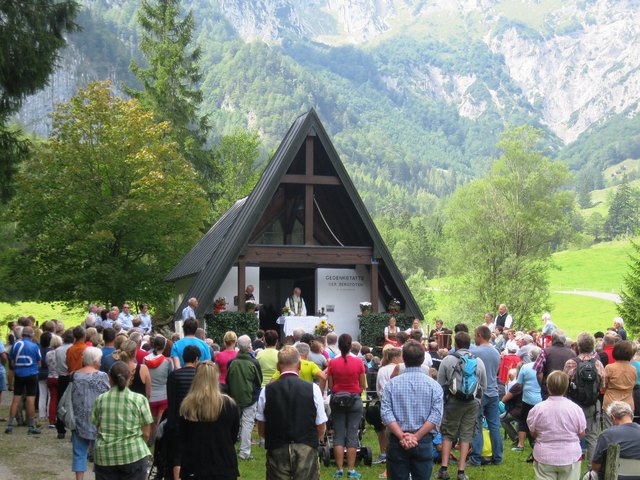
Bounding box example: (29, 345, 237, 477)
(436, 331, 487, 480)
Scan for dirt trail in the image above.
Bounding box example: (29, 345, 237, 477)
(0, 394, 78, 479)
(554, 290, 621, 303)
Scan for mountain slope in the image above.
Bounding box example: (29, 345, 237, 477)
(15, 0, 640, 214)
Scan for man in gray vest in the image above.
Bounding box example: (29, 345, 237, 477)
(256, 346, 327, 479)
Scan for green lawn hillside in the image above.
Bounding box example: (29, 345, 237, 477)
(428, 239, 634, 339)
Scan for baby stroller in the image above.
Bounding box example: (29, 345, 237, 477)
(318, 395, 373, 468)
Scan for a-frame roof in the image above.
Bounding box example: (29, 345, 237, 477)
(167, 109, 422, 319)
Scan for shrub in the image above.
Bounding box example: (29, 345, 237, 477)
(204, 311, 259, 345)
(358, 313, 413, 348)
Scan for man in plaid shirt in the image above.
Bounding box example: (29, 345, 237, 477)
(381, 339, 444, 480)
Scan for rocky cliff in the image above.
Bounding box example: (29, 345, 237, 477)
(16, 0, 640, 170)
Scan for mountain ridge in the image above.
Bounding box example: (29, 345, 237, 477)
(15, 0, 640, 212)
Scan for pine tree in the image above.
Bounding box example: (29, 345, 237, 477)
(126, 0, 209, 172)
(576, 181, 592, 209)
(605, 175, 637, 238)
(0, 0, 79, 202)
(618, 241, 640, 333)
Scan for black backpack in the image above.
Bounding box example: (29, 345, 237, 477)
(568, 357, 599, 407)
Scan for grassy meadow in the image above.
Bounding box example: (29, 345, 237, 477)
(427, 239, 633, 338)
(548, 239, 632, 292)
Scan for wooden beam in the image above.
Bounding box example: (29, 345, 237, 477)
(281, 174, 341, 185)
(305, 136, 314, 174)
(305, 184, 313, 245)
(237, 259, 246, 312)
(371, 260, 379, 313)
(305, 136, 314, 245)
(245, 245, 372, 265)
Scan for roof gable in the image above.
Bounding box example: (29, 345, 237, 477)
(169, 109, 422, 319)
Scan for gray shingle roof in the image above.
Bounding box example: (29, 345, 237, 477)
(168, 109, 422, 320)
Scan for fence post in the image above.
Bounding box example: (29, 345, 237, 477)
(604, 443, 620, 480)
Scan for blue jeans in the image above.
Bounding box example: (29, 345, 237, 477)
(469, 395, 503, 465)
(72, 432, 91, 472)
(387, 434, 433, 480)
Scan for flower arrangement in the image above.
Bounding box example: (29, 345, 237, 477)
(214, 297, 226, 314)
(388, 298, 401, 313)
(359, 301, 372, 313)
(314, 319, 335, 336)
(282, 306, 290, 316)
(245, 299, 257, 311)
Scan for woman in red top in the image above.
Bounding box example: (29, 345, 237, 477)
(327, 334, 366, 478)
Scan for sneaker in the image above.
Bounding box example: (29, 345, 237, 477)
(48, 424, 56, 429)
(511, 446, 524, 452)
(332, 471, 344, 478)
(372, 454, 387, 465)
(238, 455, 254, 461)
(4, 425, 13, 434)
(457, 473, 469, 480)
(57, 433, 65, 440)
(436, 469, 451, 480)
(28, 426, 42, 435)
(347, 471, 362, 479)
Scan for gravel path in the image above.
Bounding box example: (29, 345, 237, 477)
(554, 290, 621, 303)
(0, 393, 78, 479)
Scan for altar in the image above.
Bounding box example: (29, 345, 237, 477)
(276, 315, 321, 336)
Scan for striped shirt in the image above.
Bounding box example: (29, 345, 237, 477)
(91, 387, 153, 466)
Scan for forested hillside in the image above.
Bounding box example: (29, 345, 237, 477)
(16, 0, 640, 216)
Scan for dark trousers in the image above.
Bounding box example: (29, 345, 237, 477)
(387, 434, 433, 480)
(55, 375, 69, 435)
(95, 457, 148, 480)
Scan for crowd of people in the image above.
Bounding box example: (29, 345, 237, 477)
(1, 303, 640, 480)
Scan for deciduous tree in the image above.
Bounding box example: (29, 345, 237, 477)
(443, 126, 573, 329)
(7, 81, 208, 308)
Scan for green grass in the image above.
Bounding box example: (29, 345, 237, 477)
(580, 178, 640, 218)
(546, 292, 618, 338)
(549, 239, 633, 292)
(235, 424, 576, 480)
(0, 301, 84, 338)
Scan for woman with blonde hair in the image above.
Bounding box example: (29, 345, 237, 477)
(112, 339, 151, 399)
(179, 361, 240, 480)
(215, 331, 238, 390)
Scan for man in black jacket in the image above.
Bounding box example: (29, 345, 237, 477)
(256, 346, 327, 480)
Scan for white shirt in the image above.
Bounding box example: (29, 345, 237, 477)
(255, 371, 327, 426)
(504, 314, 513, 329)
(181, 305, 195, 321)
(376, 363, 397, 396)
(284, 296, 307, 316)
(139, 313, 152, 333)
(482, 322, 496, 333)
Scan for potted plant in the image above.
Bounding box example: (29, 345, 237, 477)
(359, 301, 372, 315)
(314, 319, 335, 337)
(213, 297, 226, 314)
(245, 299, 257, 313)
(282, 306, 291, 316)
(388, 298, 401, 314)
